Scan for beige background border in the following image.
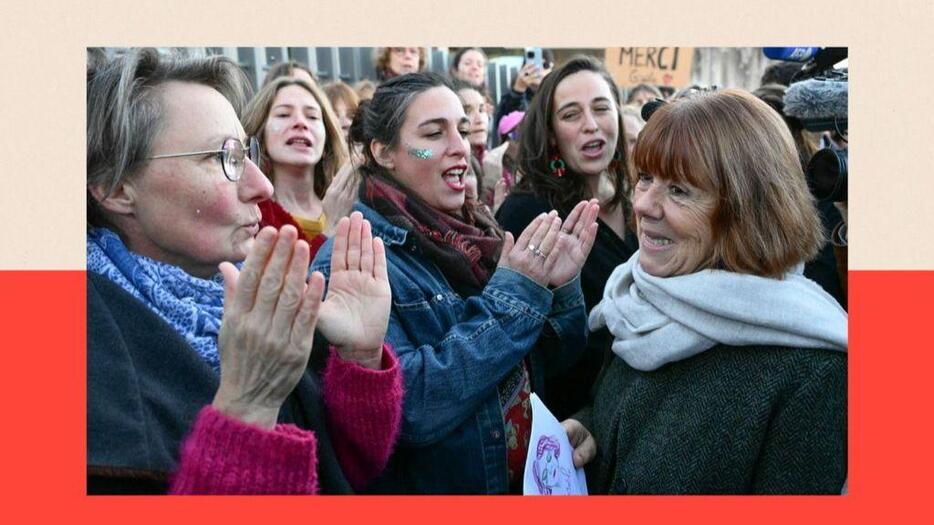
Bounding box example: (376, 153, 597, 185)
(1, 0, 930, 270)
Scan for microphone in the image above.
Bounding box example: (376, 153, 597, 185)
(783, 72, 848, 132)
(763, 47, 820, 62)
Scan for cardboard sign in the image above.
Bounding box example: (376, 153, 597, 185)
(605, 47, 694, 89)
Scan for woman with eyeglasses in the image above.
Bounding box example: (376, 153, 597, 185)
(310, 72, 598, 494)
(374, 47, 427, 83)
(242, 77, 359, 259)
(496, 56, 638, 421)
(86, 48, 402, 494)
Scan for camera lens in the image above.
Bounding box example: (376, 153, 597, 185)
(806, 148, 847, 202)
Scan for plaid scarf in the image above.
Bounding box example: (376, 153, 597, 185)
(361, 174, 503, 297)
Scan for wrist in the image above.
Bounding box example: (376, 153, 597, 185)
(211, 394, 279, 430)
(335, 345, 384, 370)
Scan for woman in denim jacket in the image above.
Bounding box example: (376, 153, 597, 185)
(311, 72, 598, 494)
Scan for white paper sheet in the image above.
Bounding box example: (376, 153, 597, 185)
(522, 393, 588, 495)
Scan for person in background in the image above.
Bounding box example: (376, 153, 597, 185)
(324, 81, 361, 144)
(87, 48, 402, 494)
(496, 56, 637, 421)
(493, 48, 555, 144)
(482, 110, 525, 213)
(625, 83, 663, 108)
(374, 47, 427, 82)
(262, 59, 317, 88)
(453, 80, 491, 204)
(584, 89, 847, 494)
(312, 72, 599, 494)
(619, 104, 645, 158)
(242, 77, 359, 257)
(657, 85, 676, 99)
(448, 47, 488, 91)
(354, 79, 377, 102)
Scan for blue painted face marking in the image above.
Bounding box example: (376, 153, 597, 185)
(406, 145, 434, 160)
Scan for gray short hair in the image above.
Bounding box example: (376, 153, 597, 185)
(86, 48, 252, 228)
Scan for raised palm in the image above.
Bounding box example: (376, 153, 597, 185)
(316, 213, 391, 358)
(548, 200, 600, 288)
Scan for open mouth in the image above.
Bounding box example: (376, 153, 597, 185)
(581, 139, 606, 158)
(442, 166, 467, 191)
(286, 137, 313, 148)
(641, 231, 673, 248)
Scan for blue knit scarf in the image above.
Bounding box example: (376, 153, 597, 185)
(87, 228, 225, 372)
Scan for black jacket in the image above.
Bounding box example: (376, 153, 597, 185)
(87, 272, 352, 494)
(493, 88, 535, 146)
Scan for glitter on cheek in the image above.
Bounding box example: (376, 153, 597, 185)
(406, 145, 434, 160)
(268, 121, 285, 133)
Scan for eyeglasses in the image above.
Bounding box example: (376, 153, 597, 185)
(146, 137, 260, 182)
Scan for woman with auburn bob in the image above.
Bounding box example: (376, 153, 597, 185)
(584, 89, 847, 494)
(497, 56, 637, 421)
(242, 77, 358, 258)
(311, 72, 599, 494)
(87, 49, 401, 494)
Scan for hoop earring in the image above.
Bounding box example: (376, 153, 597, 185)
(549, 153, 566, 178)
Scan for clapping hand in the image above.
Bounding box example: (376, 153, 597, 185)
(498, 210, 563, 287)
(315, 212, 391, 370)
(213, 225, 326, 429)
(547, 200, 599, 288)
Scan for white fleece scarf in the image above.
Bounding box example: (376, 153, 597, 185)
(588, 252, 848, 371)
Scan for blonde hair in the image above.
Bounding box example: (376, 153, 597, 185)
(323, 81, 360, 116)
(353, 79, 376, 101)
(631, 89, 823, 278)
(242, 77, 348, 199)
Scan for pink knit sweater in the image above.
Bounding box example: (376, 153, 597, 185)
(169, 345, 403, 494)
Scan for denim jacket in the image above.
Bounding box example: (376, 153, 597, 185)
(310, 203, 588, 494)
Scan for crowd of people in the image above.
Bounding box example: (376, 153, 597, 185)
(87, 47, 848, 495)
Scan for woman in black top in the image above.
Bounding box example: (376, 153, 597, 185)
(496, 56, 636, 420)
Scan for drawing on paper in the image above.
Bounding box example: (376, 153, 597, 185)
(532, 434, 574, 495)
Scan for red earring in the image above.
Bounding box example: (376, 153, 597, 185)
(549, 153, 566, 178)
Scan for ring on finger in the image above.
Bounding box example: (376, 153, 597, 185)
(533, 247, 547, 258)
